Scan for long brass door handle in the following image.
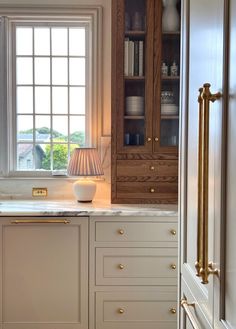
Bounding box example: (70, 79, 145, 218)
(11, 219, 71, 224)
(181, 299, 201, 329)
(195, 83, 222, 284)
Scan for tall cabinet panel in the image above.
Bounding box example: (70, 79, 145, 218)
(111, 0, 181, 204)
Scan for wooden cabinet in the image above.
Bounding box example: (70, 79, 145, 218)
(89, 216, 178, 329)
(111, 0, 181, 203)
(0, 217, 88, 329)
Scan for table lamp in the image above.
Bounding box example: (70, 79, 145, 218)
(67, 148, 104, 202)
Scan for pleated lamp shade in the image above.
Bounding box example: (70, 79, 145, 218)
(68, 148, 104, 202)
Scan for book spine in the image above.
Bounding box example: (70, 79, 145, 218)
(128, 40, 134, 76)
(138, 41, 144, 76)
(124, 38, 129, 76)
(134, 41, 139, 76)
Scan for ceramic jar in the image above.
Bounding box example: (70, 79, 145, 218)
(162, 0, 180, 32)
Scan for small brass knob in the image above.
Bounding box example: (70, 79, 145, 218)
(118, 229, 124, 235)
(171, 264, 176, 270)
(119, 264, 124, 269)
(154, 137, 159, 142)
(147, 137, 152, 142)
(150, 166, 155, 171)
(118, 308, 124, 314)
(170, 308, 176, 314)
(170, 229, 176, 236)
(150, 188, 155, 193)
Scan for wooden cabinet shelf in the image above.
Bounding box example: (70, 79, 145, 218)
(112, 0, 181, 204)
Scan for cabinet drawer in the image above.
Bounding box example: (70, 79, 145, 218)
(96, 248, 178, 285)
(95, 221, 177, 243)
(116, 182, 178, 200)
(117, 160, 178, 181)
(96, 291, 177, 329)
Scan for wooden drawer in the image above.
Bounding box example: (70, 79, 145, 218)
(116, 182, 178, 200)
(95, 221, 177, 243)
(95, 291, 177, 329)
(117, 160, 178, 181)
(96, 248, 178, 285)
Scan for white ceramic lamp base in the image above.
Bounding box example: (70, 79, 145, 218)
(73, 179, 96, 202)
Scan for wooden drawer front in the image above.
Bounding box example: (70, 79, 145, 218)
(116, 182, 178, 199)
(96, 291, 177, 329)
(95, 221, 177, 243)
(117, 160, 178, 181)
(96, 248, 177, 285)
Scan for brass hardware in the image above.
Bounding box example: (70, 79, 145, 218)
(118, 229, 124, 235)
(171, 264, 176, 270)
(118, 308, 124, 314)
(150, 166, 155, 171)
(147, 137, 152, 142)
(181, 299, 201, 329)
(196, 84, 222, 284)
(170, 229, 176, 235)
(119, 264, 124, 269)
(150, 188, 155, 193)
(170, 308, 176, 314)
(154, 137, 159, 142)
(11, 219, 71, 224)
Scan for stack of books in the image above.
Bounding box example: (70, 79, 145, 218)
(124, 38, 144, 77)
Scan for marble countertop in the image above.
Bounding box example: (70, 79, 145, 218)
(0, 200, 178, 217)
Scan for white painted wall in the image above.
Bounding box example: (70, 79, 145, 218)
(0, 0, 112, 201)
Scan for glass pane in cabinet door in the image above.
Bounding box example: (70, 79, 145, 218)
(160, 0, 180, 148)
(123, 0, 146, 147)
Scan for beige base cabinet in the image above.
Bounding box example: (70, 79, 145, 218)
(89, 216, 178, 329)
(0, 217, 88, 329)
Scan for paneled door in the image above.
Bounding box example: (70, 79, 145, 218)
(179, 0, 226, 328)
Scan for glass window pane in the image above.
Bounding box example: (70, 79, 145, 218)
(35, 144, 47, 170)
(52, 144, 68, 170)
(69, 116, 85, 146)
(17, 58, 33, 85)
(69, 58, 85, 85)
(70, 87, 85, 114)
(35, 87, 51, 114)
(35, 115, 51, 142)
(69, 28, 85, 56)
(34, 28, 50, 55)
(52, 58, 68, 85)
(17, 144, 34, 170)
(52, 28, 68, 56)
(40, 144, 51, 170)
(35, 58, 50, 85)
(16, 28, 32, 55)
(52, 87, 68, 114)
(17, 87, 33, 114)
(52, 116, 68, 141)
(17, 115, 33, 140)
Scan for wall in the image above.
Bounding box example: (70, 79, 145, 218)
(0, 0, 112, 201)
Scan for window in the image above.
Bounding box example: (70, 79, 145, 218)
(0, 7, 102, 176)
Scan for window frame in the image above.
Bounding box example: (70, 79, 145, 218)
(0, 5, 103, 178)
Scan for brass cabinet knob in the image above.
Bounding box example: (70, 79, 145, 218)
(150, 188, 155, 193)
(118, 229, 124, 235)
(147, 137, 152, 142)
(154, 137, 159, 142)
(170, 308, 176, 314)
(170, 229, 176, 236)
(118, 308, 125, 314)
(171, 264, 176, 270)
(119, 264, 124, 269)
(150, 166, 155, 171)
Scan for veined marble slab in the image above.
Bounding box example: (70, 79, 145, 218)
(0, 200, 178, 217)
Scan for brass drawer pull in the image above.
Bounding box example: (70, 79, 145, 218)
(147, 137, 152, 142)
(150, 188, 155, 193)
(11, 219, 71, 224)
(119, 264, 124, 270)
(170, 308, 176, 314)
(154, 137, 159, 142)
(118, 229, 124, 235)
(150, 166, 155, 171)
(118, 308, 124, 314)
(171, 264, 176, 270)
(170, 229, 176, 235)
